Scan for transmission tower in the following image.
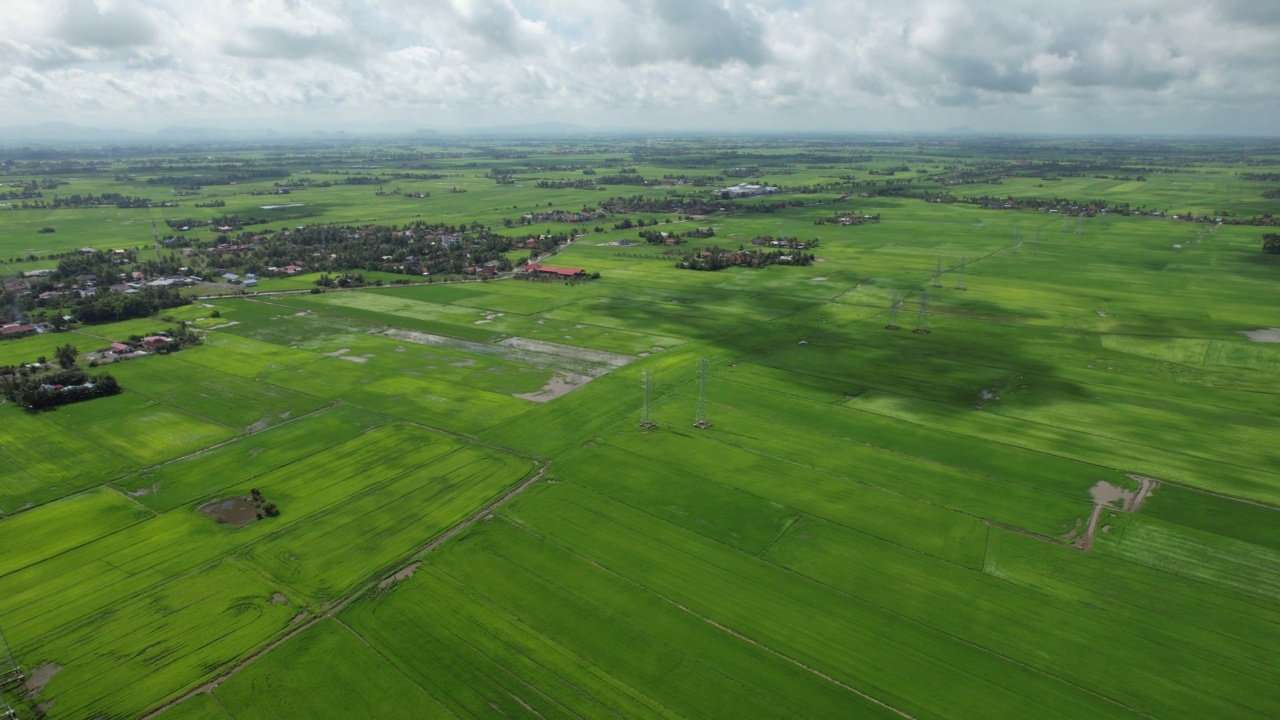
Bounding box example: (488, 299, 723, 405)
(1012, 224, 1021, 241)
(1061, 214, 1070, 233)
(639, 369, 657, 429)
(151, 219, 160, 254)
(932, 257, 943, 288)
(884, 289, 902, 330)
(1033, 227, 1041, 255)
(1076, 215, 1085, 234)
(693, 358, 712, 429)
(955, 256, 967, 291)
(913, 291, 931, 335)
(0, 627, 21, 689)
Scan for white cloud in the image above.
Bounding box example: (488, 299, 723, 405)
(0, 0, 1275, 134)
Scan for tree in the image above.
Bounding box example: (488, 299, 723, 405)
(55, 343, 78, 369)
(1264, 234, 1280, 254)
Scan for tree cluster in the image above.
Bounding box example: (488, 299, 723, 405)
(0, 366, 121, 411)
(675, 246, 814, 271)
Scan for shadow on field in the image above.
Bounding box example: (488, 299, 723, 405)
(589, 289, 1087, 413)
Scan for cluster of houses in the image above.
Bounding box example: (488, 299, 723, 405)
(718, 183, 780, 198)
(522, 209, 598, 224)
(749, 236, 817, 249)
(520, 263, 585, 278)
(84, 334, 172, 364)
(1, 322, 44, 339)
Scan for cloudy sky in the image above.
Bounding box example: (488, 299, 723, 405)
(0, 0, 1277, 135)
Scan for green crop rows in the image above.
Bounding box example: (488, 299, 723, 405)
(1, 136, 1278, 719)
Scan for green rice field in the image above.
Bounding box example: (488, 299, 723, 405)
(1, 136, 1278, 719)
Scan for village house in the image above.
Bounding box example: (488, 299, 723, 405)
(524, 263, 585, 278)
(1, 323, 39, 338)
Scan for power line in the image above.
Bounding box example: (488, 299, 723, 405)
(639, 369, 657, 429)
(884, 289, 902, 330)
(693, 358, 712, 429)
(913, 291, 931, 335)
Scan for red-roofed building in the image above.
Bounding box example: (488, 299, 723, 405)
(1, 323, 37, 337)
(525, 264, 584, 277)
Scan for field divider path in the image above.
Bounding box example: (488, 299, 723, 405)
(510, 492, 1159, 720)
(118, 400, 341, 477)
(330, 617, 461, 718)
(108, 485, 160, 517)
(139, 460, 550, 720)
(713, 375, 1087, 502)
(497, 512, 917, 720)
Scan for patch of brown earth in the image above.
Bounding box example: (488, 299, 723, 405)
(322, 348, 350, 357)
(339, 355, 368, 363)
(199, 497, 260, 527)
(24, 662, 61, 699)
(270, 593, 290, 605)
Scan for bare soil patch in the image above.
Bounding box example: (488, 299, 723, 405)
(322, 348, 350, 357)
(1074, 476, 1159, 550)
(339, 355, 369, 363)
(199, 497, 261, 527)
(24, 662, 62, 699)
(270, 593, 290, 605)
(378, 561, 422, 590)
(127, 482, 160, 498)
(1239, 328, 1280, 343)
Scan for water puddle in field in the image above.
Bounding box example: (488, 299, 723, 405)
(1239, 328, 1280, 343)
(514, 373, 594, 403)
(1071, 475, 1158, 551)
(377, 329, 634, 402)
(199, 497, 262, 527)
